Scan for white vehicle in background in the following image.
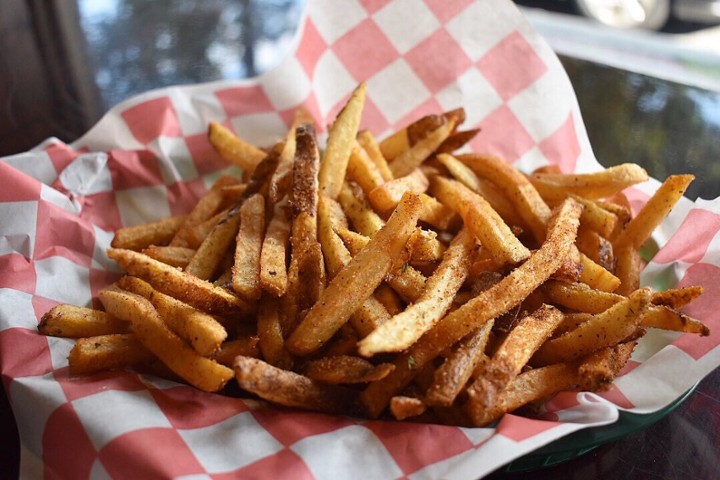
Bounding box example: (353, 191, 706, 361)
(572, 0, 720, 30)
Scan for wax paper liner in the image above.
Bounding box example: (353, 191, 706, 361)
(2, 1, 719, 478)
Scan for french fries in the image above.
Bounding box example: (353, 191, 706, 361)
(39, 85, 709, 429)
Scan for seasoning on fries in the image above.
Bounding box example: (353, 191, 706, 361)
(39, 83, 708, 427)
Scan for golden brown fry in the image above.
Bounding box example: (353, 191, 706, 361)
(107, 248, 251, 317)
(614, 243, 642, 296)
(212, 336, 261, 367)
(141, 245, 195, 268)
(39, 304, 129, 338)
(431, 175, 530, 266)
(338, 182, 385, 235)
(257, 299, 294, 370)
(532, 288, 652, 366)
(542, 280, 623, 314)
(389, 118, 457, 178)
(640, 305, 709, 336)
(613, 174, 694, 251)
(347, 141, 386, 196)
(68, 333, 155, 375)
(531, 163, 650, 202)
(99, 289, 234, 392)
(651, 286, 704, 309)
(111, 214, 187, 251)
(577, 341, 637, 392)
(234, 356, 359, 415)
(118, 276, 228, 356)
(319, 82, 367, 199)
(286, 192, 422, 356)
(259, 201, 290, 297)
(360, 198, 582, 418)
(185, 147, 280, 280)
(424, 320, 494, 407)
(208, 121, 267, 172)
(468, 305, 563, 409)
(232, 193, 265, 300)
(368, 168, 429, 213)
(357, 130, 393, 181)
(358, 228, 475, 357)
(303, 355, 395, 384)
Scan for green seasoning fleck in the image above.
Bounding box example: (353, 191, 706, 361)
(401, 262, 409, 272)
(407, 356, 417, 370)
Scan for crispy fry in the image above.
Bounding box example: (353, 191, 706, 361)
(368, 168, 429, 213)
(234, 356, 359, 415)
(99, 289, 233, 392)
(347, 141, 386, 196)
(303, 355, 395, 384)
(107, 248, 251, 317)
(111, 214, 187, 251)
(208, 121, 267, 172)
(39, 304, 129, 338)
(259, 200, 290, 297)
(319, 82, 366, 199)
(531, 163, 650, 202)
(213, 336, 261, 367)
(257, 299, 294, 370)
(141, 245, 195, 268)
(357, 130, 393, 181)
(68, 333, 155, 375)
(118, 276, 228, 356)
(232, 193, 265, 300)
(358, 228, 475, 357)
(389, 118, 457, 178)
(360, 198, 582, 417)
(286, 192, 422, 356)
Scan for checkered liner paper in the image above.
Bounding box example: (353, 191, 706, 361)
(2, 0, 720, 478)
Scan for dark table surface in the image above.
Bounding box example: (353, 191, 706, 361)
(2, 2, 719, 479)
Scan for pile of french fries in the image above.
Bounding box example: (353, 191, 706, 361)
(39, 83, 709, 426)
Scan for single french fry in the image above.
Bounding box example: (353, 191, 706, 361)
(417, 193, 458, 231)
(286, 192, 422, 356)
(466, 362, 580, 426)
(640, 305, 709, 336)
(532, 288, 652, 366)
(458, 153, 553, 244)
(347, 141, 386, 196)
(111, 215, 187, 251)
(118, 276, 228, 356)
(212, 336, 261, 367)
(99, 289, 234, 392)
(234, 356, 359, 415)
(613, 174, 694, 252)
(575, 226, 614, 271)
(579, 253, 621, 292)
(542, 280, 623, 314)
(468, 305, 564, 409)
(68, 333, 155, 375)
(208, 121, 267, 172)
(232, 193, 266, 300)
(257, 299, 294, 370)
(319, 82, 367, 199)
(357, 130, 393, 181)
(652, 286, 704, 309)
(572, 195, 619, 238)
(283, 124, 325, 331)
(614, 243, 642, 296)
(141, 245, 195, 268)
(259, 201, 291, 297)
(358, 228, 475, 357)
(184, 209, 229, 249)
(389, 118, 457, 178)
(39, 304, 129, 338)
(338, 182, 385, 235)
(368, 168, 429, 213)
(530, 163, 650, 202)
(431, 175, 530, 266)
(390, 396, 428, 421)
(107, 248, 251, 317)
(424, 319, 494, 407)
(303, 355, 395, 384)
(170, 176, 239, 247)
(360, 198, 582, 418)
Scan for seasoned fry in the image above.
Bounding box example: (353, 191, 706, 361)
(68, 333, 155, 375)
(99, 289, 234, 392)
(368, 168, 429, 213)
(259, 201, 290, 297)
(360, 198, 582, 417)
(234, 356, 359, 415)
(257, 299, 294, 370)
(208, 121, 267, 172)
(213, 336, 261, 367)
(357, 130, 393, 181)
(141, 245, 195, 268)
(39, 304, 129, 338)
(303, 355, 395, 384)
(286, 192, 422, 356)
(319, 82, 367, 199)
(111, 214, 187, 251)
(530, 163, 650, 202)
(107, 248, 251, 317)
(347, 141, 386, 196)
(358, 228, 474, 357)
(118, 276, 228, 356)
(232, 193, 265, 300)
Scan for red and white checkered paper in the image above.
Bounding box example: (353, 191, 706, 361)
(2, 0, 720, 478)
